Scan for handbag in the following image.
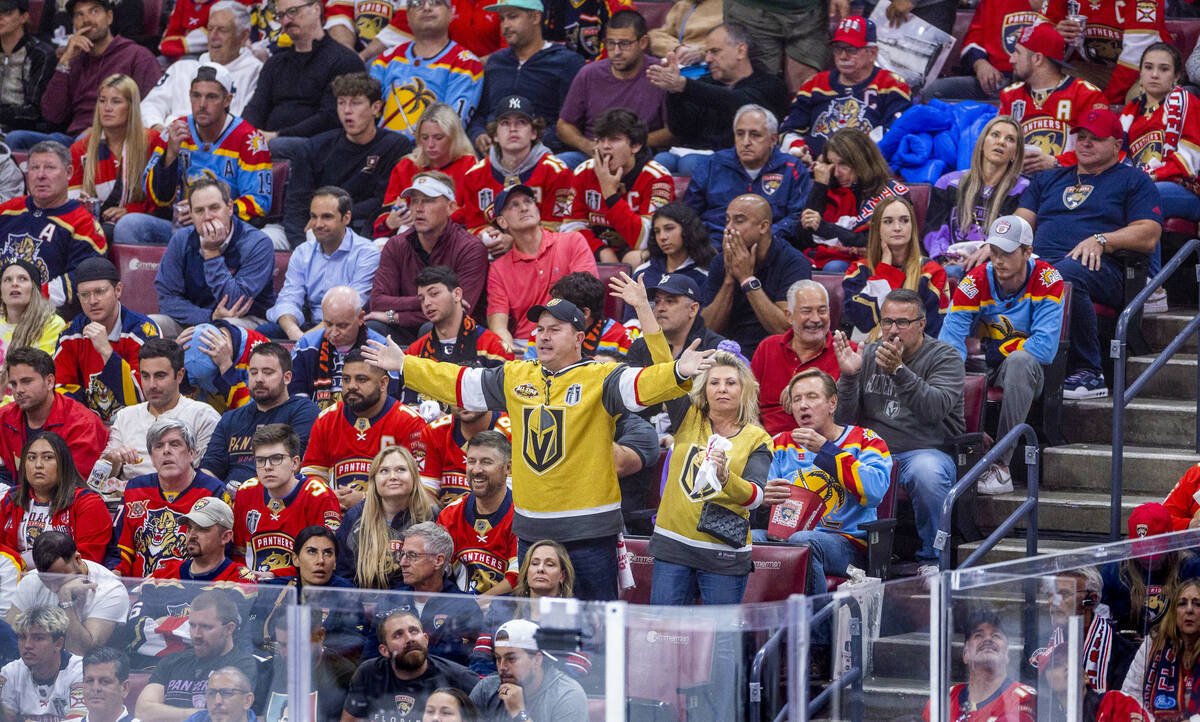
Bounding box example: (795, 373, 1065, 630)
(697, 502, 750, 548)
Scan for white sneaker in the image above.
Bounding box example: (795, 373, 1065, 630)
(976, 464, 1014, 495)
(918, 564, 940, 578)
(1145, 286, 1169, 314)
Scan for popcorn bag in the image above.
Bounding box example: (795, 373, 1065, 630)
(766, 485, 825, 540)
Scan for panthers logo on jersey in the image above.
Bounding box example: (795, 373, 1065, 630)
(812, 97, 870, 139)
(134, 508, 185, 574)
(1063, 184, 1094, 210)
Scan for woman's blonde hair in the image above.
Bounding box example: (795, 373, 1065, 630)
(956, 115, 1024, 239)
(409, 103, 475, 168)
(512, 539, 575, 599)
(1122, 552, 1185, 635)
(0, 264, 56, 353)
(1151, 577, 1200, 669)
(823, 128, 894, 198)
(354, 445, 435, 590)
(84, 74, 148, 205)
(688, 350, 760, 428)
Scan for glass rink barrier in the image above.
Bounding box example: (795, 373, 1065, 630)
(0, 569, 301, 722)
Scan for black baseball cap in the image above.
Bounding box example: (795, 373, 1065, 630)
(650, 274, 700, 301)
(66, 0, 112, 14)
(526, 298, 586, 331)
(493, 184, 537, 215)
(0, 0, 30, 13)
(494, 94, 534, 121)
(74, 257, 120, 285)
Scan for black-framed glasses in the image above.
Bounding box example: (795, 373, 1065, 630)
(205, 688, 250, 699)
(277, 0, 316, 20)
(879, 317, 922, 329)
(254, 454, 289, 468)
(399, 551, 436, 562)
(606, 38, 639, 51)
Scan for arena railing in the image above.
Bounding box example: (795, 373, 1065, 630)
(1109, 237, 1200, 539)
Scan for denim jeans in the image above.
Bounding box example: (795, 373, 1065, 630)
(648, 558, 748, 605)
(819, 259, 851, 275)
(5, 130, 75, 151)
(518, 535, 619, 602)
(652, 151, 711, 177)
(1048, 255, 1124, 373)
(894, 448, 956, 563)
(555, 150, 589, 171)
(113, 213, 174, 245)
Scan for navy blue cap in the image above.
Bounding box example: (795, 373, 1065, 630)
(526, 298, 586, 331)
(494, 94, 535, 120)
(493, 184, 537, 215)
(649, 274, 701, 301)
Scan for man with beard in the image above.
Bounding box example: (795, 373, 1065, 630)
(302, 350, 429, 511)
(923, 613, 1036, 722)
(1034, 567, 1135, 695)
(436, 432, 517, 596)
(751, 280, 846, 435)
(469, 619, 588, 721)
(420, 405, 512, 508)
(200, 343, 321, 489)
(110, 419, 228, 577)
(341, 610, 477, 722)
(135, 591, 260, 722)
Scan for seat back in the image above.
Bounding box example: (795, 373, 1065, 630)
(124, 672, 151, 712)
(273, 251, 290, 293)
(743, 544, 809, 603)
(596, 262, 631, 321)
(908, 183, 931, 236)
(266, 161, 289, 222)
(619, 536, 654, 605)
(812, 273, 844, 330)
(636, 0, 672, 29)
(963, 373, 986, 435)
(1169, 19, 1200, 61)
(625, 614, 718, 718)
(111, 244, 167, 315)
(672, 176, 690, 199)
(142, 0, 163, 38)
(28, 0, 42, 30)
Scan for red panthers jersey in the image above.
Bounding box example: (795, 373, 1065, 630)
(302, 397, 428, 495)
(563, 158, 674, 253)
(1046, 0, 1167, 102)
(233, 477, 342, 576)
(114, 473, 230, 578)
(419, 411, 512, 507)
(1120, 88, 1200, 195)
(924, 680, 1037, 722)
(1000, 76, 1107, 157)
(461, 152, 572, 235)
(961, 0, 1053, 73)
(436, 490, 518, 594)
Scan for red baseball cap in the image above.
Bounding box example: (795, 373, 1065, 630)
(1071, 108, 1124, 140)
(1017, 22, 1066, 64)
(1128, 502, 1172, 539)
(831, 16, 876, 48)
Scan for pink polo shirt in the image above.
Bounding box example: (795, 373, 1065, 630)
(487, 229, 598, 342)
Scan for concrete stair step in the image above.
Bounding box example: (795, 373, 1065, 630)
(1041, 444, 1200, 495)
(1143, 311, 1198, 354)
(1126, 354, 1198, 398)
(956, 538, 1092, 565)
(1063, 397, 1197, 448)
(975, 490, 1160, 536)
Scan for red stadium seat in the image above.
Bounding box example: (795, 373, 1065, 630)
(1168, 19, 1200, 63)
(625, 614, 717, 718)
(1163, 218, 1198, 236)
(908, 183, 931, 236)
(142, 0, 163, 38)
(266, 161, 289, 222)
(812, 273, 844, 330)
(111, 243, 167, 315)
(28, 0, 42, 30)
(619, 537, 810, 604)
(635, 0, 672, 29)
(273, 251, 290, 294)
(942, 10, 975, 77)
(124, 672, 150, 712)
(596, 262, 631, 321)
(672, 176, 689, 199)
(963, 373, 986, 435)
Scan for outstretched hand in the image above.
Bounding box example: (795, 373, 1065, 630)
(608, 271, 650, 310)
(362, 336, 407, 372)
(832, 329, 862, 376)
(676, 338, 716, 377)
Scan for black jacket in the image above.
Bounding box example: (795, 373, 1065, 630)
(665, 67, 789, 150)
(625, 317, 726, 432)
(0, 34, 55, 132)
(242, 33, 366, 137)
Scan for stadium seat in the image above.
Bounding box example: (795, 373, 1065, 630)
(11, 151, 25, 170)
(111, 243, 167, 315)
(142, 0, 163, 38)
(1168, 19, 1200, 62)
(942, 10, 975, 77)
(266, 161, 289, 222)
(908, 182, 931, 235)
(625, 613, 718, 721)
(618, 537, 810, 604)
(597, 262, 631, 320)
(635, 0, 672, 29)
(672, 176, 689, 199)
(124, 671, 151, 711)
(812, 273, 844, 331)
(273, 251, 291, 294)
(28, 0, 42, 30)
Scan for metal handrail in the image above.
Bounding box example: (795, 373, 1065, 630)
(805, 596, 865, 721)
(937, 424, 1040, 570)
(1109, 238, 1200, 540)
(748, 627, 784, 722)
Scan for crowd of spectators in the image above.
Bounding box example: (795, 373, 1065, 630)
(0, 0, 1192, 717)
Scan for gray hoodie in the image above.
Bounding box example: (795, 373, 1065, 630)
(834, 334, 965, 454)
(489, 142, 555, 179)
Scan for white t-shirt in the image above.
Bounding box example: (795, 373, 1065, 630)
(106, 397, 222, 483)
(17, 503, 51, 565)
(11, 560, 131, 623)
(0, 653, 84, 721)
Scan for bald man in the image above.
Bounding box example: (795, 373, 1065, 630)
(261, 186, 381, 341)
(701, 194, 812, 358)
(289, 285, 400, 409)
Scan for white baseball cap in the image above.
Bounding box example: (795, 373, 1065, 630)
(984, 215, 1034, 253)
(494, 619, 556, 660)
(192, 63, 236, 96)
(401, 175, 455, 202)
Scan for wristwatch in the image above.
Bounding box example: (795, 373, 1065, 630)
(513, 713, 530, 721)
(386, 309, 396, 324)
(740, 276, 762, 293)
(58, 601, 74, 609)
(1094, 234, 1108, 250)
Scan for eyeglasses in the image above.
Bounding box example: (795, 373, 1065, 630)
(606, 38, 639, 51)
(831, 44, 866, 56)
(409, 0, 449, 7)
(879, 317, 922, 329)
(276, 0, 316, 20)
(205, 688, 250, 699)
(254, 454, 290, 468)
(399, 551, 435, 562)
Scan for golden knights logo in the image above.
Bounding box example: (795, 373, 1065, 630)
(677, 444, 717, 501)
(1062, 184, 1094, 210)
(522, 406, 564, 474)
(134, 508, 186, 574)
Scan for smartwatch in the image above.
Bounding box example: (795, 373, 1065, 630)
(740, 276, 762, 293)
